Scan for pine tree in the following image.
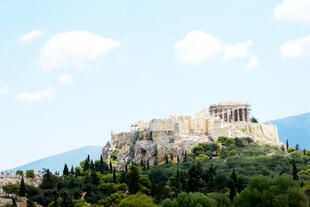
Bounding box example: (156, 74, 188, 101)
(19, 176, 25, 197)
(292, 160, 298, 180)
(63, 164, 69, 176)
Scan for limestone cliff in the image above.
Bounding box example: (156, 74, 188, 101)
(102, 122, 281, 166)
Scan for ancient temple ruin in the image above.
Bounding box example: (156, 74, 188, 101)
(103, 102, 281, 166)
(129, 102, 252, 135)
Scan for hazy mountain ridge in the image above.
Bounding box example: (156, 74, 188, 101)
(9, 145, 103, 172)
(269, 112, 310, 149)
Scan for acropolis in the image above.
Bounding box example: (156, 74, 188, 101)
(102, 102, 281, 165)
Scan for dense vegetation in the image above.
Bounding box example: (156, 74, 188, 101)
(4, 137, 310, 206)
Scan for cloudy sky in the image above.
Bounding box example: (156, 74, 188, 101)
(1, 0, 310, 170)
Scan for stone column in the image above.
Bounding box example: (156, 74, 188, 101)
(221, 109, 224, 120)
(237, 109, 240, 121)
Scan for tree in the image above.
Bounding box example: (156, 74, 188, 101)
(19, 176, 25, 197)
(187, 162, 204, 192)
(63, 164, 69, 176)
(234, 176, 308, 207)
(127, 166, 140, 194)
(25, 170, 35, 178)
(250, 117, 258, 123)
(162, 192, 217, 207)
(147, 160, 150, 169)
(165, 153, 169, 165)
(3, 183, 19, 206)
(27, 199, 35, 207)
(286, 138, 289, 150)
(296, 144, 299, 151)
(119, 192, 157, 207)
(229, 169, 237, 201)
(70, 166, 74, 174)
(16, 170, 24, 177)
(292, 160, 299, 180)
(170, 153, 173, 161)
(113, 168, 117, 183)
(109, 161, 113, 173)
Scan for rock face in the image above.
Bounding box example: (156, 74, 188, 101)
(102, 122, 281, 166)
(102, 103, 282, 166)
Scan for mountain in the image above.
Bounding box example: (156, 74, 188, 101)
(269, 112, 310, 149)
(9, 145, 103, 173)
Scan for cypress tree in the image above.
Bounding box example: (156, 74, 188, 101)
(87, 155, 90, 162)
(113, 168, 117, 183)
(100, 156, 105, 174)
(165, 153, 169, 165)
(154, 154, 158, 166)
(229, 169, 237, 201)
(125, 164, 128, 173)
(147, 160, 150, 169)
(304, 149, 306, 156)
(63, 164, 69, 176)
(109, 161, 113, 173)
(19, 176, 25, 197)
(296, 144, 299, 151)
(70, 166, 74, 174)
(127, 166, 139, 194)
(177, 155, 180, 163)
(187, 162, 203, 192)
(170, 153, 173, 161)
(90, 160, 95, 171)
(286, 139, 289, 150)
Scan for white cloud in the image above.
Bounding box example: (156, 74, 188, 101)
(223, 40, 252, 61)
(274, 0, 310, 23)
(0, 85, 10, 95)
(38, 31, 120, 71)
(16, 88, 55, 103)
(245, 55, 260, 71)
(58, 74, 73, 84)
(174, 30, 253, 65)
(139, 72, 152, 80)
(280, 35, 310, 58)
(17, 30, 42, 44)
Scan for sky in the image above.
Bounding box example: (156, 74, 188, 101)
(1, 0, 310, 170)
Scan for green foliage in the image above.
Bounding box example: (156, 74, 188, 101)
(22, 141, 310, 207)
(162, 192, 217, 207)
(217, 136, 235, 146)
(110, 150, 118, 160)
(16, 170, 24, 177)
(234, 175, 308, 207)
(25, 170, 35, 178)
(288, 147, 296, 153)
(119, 192, 158, 207)
(2, 184, 19, 196)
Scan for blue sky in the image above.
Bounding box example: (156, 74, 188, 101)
(1, 0, 310, 170)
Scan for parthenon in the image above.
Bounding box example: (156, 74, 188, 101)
(209, 102, 250, 122)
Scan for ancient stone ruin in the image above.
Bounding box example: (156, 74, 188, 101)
(102, 102, 281, 166)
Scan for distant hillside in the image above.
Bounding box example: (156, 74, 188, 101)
(269, 112, 310, 149)
(10, 145, 103, 173)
